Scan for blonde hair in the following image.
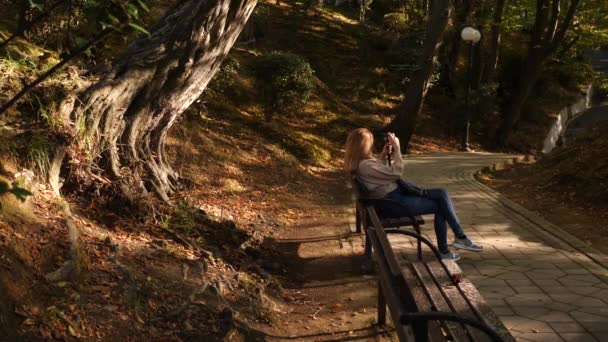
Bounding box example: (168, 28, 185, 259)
(344, 128, 374, 175)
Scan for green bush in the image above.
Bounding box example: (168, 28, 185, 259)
(382, 13, 409, 33)
(209, 56, 241, 93)
(252, 52, 314, 121)
(594, 72, 608, 99)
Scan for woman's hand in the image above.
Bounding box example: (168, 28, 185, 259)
(381, 143, 393, 158)
(386, 132, 400, 152)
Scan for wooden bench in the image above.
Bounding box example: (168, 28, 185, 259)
(351, 176, 425, 258)
(365, 206, 515, 342)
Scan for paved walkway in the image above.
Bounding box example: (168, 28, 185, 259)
(390, 153, 608, 342)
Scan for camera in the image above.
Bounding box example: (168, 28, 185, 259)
(374, 132, 393, 165)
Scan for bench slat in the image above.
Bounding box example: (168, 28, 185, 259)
(457, 279, 517, 342)
(400, 265, 447, 342)
(380, 216, 425, 228)
(411, 262, 471, 342)
(367, 229, 417, 341)
(368, 209, 402, 277)
(425, 261, 492, 342)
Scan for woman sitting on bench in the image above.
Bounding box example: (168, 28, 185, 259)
(344, 128, 482, 261)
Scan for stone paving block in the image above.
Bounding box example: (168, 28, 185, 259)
(506, 293, 554, 306)
(476, 277, 509, 287)
(507, 279, 536, 287)
(505, 265, 532, 272)
(481, 259, 513, 267)
(562, 268, 592, 275)
(493, 306, 515, 315)
(594, 282, 608, 289)
(476, 264, 509, 275)
(542, 286, 573, 294)
(499, 316, 555, 333)
(559, 332, 599, 342)
(486, 297, 508, 306)
(566, 286, 601, 296)
(562, 275, 602, 284)
(572, 297, 606, 307)
(532, 279, 563, 287)
(527, 262, 561, 270)
(549, 294, 583, 304)
(497, 271, 531, 280)
(571, 311, 607, 323)
(549, 322, 586, 333)
(535, 311, 576, 323)
(577, 307, 608, 320)
(516, 332, 565, 342)
(466, 274, 490, 282)
(512, 306, 551, 318)
(478, 285, 516, 299)
(592, 333, 607, 342)
(544, 301, 579, 313)
(557, 278, 593, 287)
(526, 269, 565, 280)
(556, 262, 587, 270)
(579, 322, 608, 332)
(512, 286, 544, 294)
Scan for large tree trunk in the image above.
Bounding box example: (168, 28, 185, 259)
(61, 0, 257, 201)
(16, 0, 30, 37)
(386, 0, 452, 150)
(497, 53, 544, 144)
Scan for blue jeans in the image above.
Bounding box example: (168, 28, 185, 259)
(382, 186, 466, 253)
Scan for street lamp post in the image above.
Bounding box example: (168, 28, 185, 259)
(460, 27, 481, 152)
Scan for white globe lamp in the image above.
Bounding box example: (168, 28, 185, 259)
(461, 27, 481, 43)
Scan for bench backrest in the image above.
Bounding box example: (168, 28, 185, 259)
(350, 176, 370, 200)
(367, 206, 402, 277)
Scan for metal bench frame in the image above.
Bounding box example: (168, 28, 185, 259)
(365, 206, 514, 342)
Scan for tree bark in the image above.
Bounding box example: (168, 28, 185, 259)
(386, 0, 452, 150)
(482, 0, 506, 84)
(61, 0, 257, 201)
(497, 0, 580, 145)
(438, 0, 474, 93)
(16, 0, 30, 37)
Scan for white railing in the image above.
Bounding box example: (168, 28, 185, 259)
(542, 84, 594, 154)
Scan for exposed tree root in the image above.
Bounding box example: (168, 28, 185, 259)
(45, 203, 89, 284)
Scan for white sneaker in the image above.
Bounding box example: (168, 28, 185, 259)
(453, 238, 483, 252)
(440, 249, 461, 261)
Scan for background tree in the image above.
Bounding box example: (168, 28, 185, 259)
(438, 0, 474, 93)
(385, 0, 452, 149)
(498, 0, 581, 145)
(16, 0, 30, 37)
(482, 0, 506, 83)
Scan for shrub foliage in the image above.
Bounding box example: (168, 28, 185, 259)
(253, 52, 314, 121)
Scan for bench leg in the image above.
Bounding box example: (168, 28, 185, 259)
(364, 233, 372, 257)
(413, 321, 429, 342)
(355, 206, 362, 233)
(377, 280, 386, 325)
(415, 224, 422, 260)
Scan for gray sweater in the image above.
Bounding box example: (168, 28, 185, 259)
(357, 150, 404, 199)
